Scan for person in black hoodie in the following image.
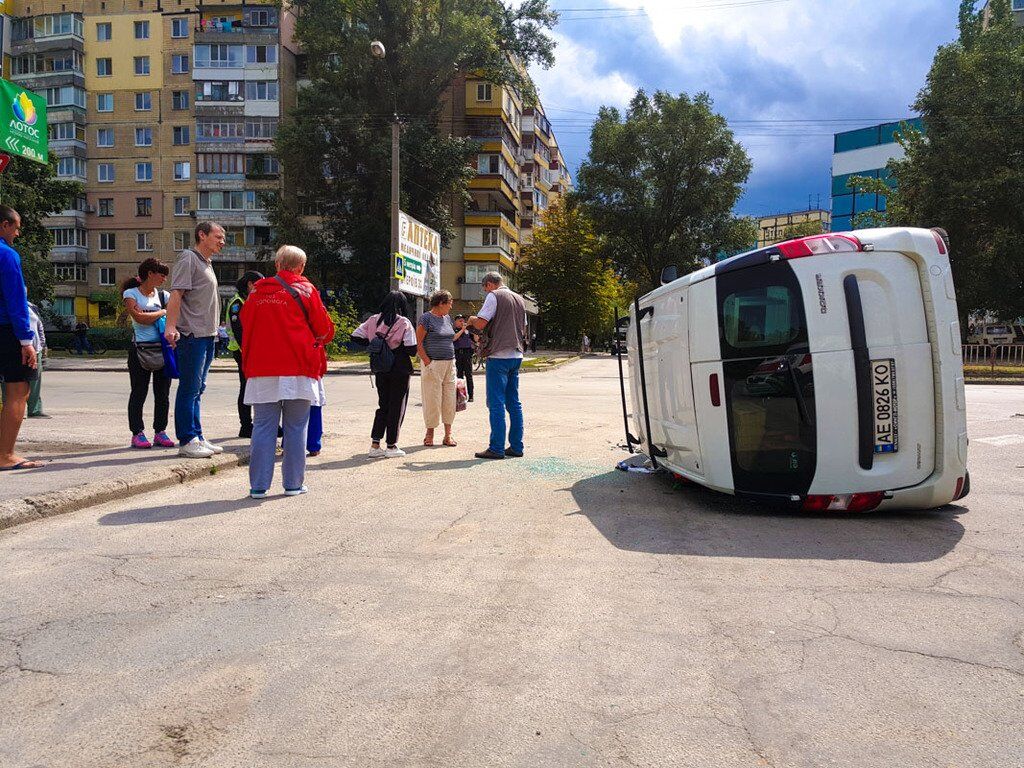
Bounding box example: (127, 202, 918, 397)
(351, 291, 418, 458)
(225, 270, 264, 438)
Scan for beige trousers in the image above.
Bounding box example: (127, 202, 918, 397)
(421, 358, 457, 428)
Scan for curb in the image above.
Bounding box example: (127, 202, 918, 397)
(0, 448, 250, 532)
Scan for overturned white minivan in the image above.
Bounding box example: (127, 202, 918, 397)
(621, 228, 970, 511)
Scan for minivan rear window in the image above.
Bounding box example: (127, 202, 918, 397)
(716, 261, 817, 496)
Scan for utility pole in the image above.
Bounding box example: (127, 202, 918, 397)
(390, 117, 401, 292)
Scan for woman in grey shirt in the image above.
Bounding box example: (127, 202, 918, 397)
(417, 289, 458, 447)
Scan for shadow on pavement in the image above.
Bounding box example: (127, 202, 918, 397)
(569, 470, 966, 564)
(98, 496, 263, 525)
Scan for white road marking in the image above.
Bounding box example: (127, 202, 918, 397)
(973, 434, 1024, 446)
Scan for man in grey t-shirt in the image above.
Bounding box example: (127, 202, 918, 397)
(164, 221, 225, 458)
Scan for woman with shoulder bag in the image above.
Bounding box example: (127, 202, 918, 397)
(351, 291, 418, 458)
(122, 258, 175, 449)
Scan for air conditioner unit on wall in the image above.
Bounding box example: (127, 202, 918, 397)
(457, 276, 466, 284)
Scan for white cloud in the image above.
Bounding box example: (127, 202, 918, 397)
(531, 32, 637, 113)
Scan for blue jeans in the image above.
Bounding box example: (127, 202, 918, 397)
(250, 399, 310, 492)
(307, 405, 322, 453)
(485, 357, 523, 456)
(174, 335, 215, 445)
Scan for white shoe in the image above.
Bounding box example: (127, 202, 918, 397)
(368, 446, 386, 458)
(179, 437, 214, 458)
(201, 439, 224, 454)
(383, 447, 406, 458)
(284, 485, 308, 496)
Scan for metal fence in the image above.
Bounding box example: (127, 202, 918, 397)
(962, 344, 1024, 370)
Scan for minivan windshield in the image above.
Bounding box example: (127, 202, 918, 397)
(716, 262, 817, 496)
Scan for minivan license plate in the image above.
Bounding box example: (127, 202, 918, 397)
(872, 358, 899, 454)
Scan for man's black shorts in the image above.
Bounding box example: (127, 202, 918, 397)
(0, 324, 38, 384)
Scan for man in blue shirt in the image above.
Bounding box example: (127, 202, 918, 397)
(0, 205, 42, 471)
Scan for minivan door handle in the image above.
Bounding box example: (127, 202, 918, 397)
(709, 373, 721, 407)
(843, 274, 874, 471)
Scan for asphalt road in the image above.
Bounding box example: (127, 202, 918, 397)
(2, 361, 1022, 768)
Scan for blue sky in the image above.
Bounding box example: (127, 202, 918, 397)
(529, 0, 963, 217)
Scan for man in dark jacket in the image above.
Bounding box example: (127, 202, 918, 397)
(225, 270, 264, 437)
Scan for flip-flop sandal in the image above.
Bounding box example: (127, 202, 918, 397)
(423, 436, 435, 446)
(443, 438, 457, 447)
(0, 460, 43, 471)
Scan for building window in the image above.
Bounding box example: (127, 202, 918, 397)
(136, 197, 152, 217)
(244, 118, 278, 139)
(44, 86, 87, 109)
(57, 157, 86, 178)
(172, 126, 190, 145)
(135, 162, 153, 182)
(97, 22, 112, 41)
(173, 231, 190, 250)
(96, 127, 114, 147)
(244, 81, 278, 100)
(194, 44, 244, 68)
(199, 190, 244, 210)
(53, 297, 76, 315)
(97, 163, 114, 182)
(97, 93, 113, 112)
(135, 92, 152, 111)
(197, 80, 242, 102)
(99, 267, 117, 285)
(96, 57, 112, 76)
(134, 20, 149, 39)
(54, 266, 87, 284)
(246, 45, 277, 64)
(134, 127, 152, 146)
(197, 121, 243, 141)
(465, 263, 498, 284)
(99, 233, 116, 251)
(172, 91, 189, 110)
(136, 233, 152, 252)
(49, 228, 88, 247)
(171, 17, 188, 38)
(249, 9, 274, 26)
(134, 56, 150, 76)
(98, 198, 114, 217)
(172, 54, 189, 74)
(476, 83, 492, 102)
(173, 161, 191, 180)
(481, 227, 499, 247)
(174, 196, 190, 216)
(48, 123, 82, 142)
(245, 154, 279, 176)
(477, 154, 500, 174)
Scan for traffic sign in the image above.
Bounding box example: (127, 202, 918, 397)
(0, 79, 47, 166)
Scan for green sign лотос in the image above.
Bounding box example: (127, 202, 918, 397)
(0, 78, 48, 165)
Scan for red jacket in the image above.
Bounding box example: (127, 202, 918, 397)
(240, 270, 335, 379)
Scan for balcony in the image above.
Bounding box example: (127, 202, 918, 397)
(460, 282, 484, 302)
(9, 34, 84, 56)
(465, 208, 518, 231)
(194, 20, 279, 44)
(10, 70, 84, 90)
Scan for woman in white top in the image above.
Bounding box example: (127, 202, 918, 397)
(122, 258, 175, 449)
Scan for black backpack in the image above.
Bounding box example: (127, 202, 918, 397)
(368, 320, 396, 374)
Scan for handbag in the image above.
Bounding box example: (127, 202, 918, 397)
(156, 290, 180, 379)
(134, 342, 165, 372)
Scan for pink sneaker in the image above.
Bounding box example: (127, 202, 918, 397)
(153, 432, 175, 448)
(131, 433, 152, 449)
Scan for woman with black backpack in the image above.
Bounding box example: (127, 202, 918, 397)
(352, 291, 418, 458)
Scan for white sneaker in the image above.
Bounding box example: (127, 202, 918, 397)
(179, 437, 214, 459)
(201, 439, 224, 455)
(368, 445, 386, 458)
(284, 485, 308, 497)
(383, 447, 406, 458)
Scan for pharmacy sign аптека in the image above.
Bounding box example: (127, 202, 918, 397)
(397, 211, 440, 298)
(0, 78, 48, 165)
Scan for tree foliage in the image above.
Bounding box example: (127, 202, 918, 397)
(574, 90, 753, 292)
(852, 0, 1024, 319)
(271, 0, 557, 311)
(519, 201, 629, 344)
(2, 156, 82, 303)
(781, 219, 825, 239)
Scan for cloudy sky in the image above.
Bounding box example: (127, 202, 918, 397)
(529, 0, 963, 217)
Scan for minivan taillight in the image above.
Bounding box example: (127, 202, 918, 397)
(777, 234, 863, 260)
(801, 492, 885, 512)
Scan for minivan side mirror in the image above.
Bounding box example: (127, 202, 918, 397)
(660, 265, 679, 285)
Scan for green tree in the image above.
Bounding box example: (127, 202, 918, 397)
(781, 219, 825, 239)
(1, 156, 82, 303)
(271, 0, 557, 311)
(574, 90, 753, 291)
(519, 201, 629, 345)
(851, 1, 1024, 319)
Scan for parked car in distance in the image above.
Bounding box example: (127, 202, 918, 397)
(966, 322, 1015, 346)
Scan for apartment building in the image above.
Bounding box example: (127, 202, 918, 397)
(440, 74, 570, 317)
(756, 208, 831, 248)
(6, 0, 296, 322)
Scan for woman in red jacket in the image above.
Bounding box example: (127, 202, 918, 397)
(240, 245, 334, 498)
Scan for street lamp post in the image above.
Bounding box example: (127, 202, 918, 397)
(371, 40, 401, 293)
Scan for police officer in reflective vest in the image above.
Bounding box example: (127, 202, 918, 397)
(225, 271, 264, 438)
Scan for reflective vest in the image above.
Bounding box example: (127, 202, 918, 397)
(225, 294, 244, 352)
